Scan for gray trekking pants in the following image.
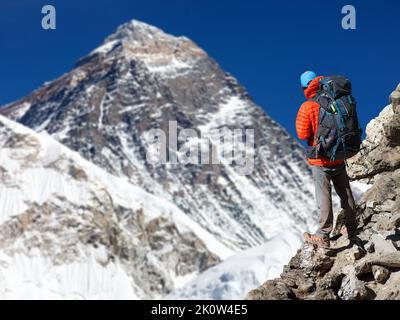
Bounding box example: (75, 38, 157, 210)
(311, 164, 357, 238)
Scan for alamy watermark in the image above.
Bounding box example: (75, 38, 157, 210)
(342, 5, 356, 30)
(41, 4, 356, 31)
(145, 121, 255, 176)
(41, 5, 56, 30)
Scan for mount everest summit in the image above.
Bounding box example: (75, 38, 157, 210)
(0, 20, 363, 299)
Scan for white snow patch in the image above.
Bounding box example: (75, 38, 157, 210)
(0, 249, 137, 300)
(350, 180, 373, 202)
(90, 40, 120, 55)
(168, 231, 302, 300)
(7, 102, 31, 121)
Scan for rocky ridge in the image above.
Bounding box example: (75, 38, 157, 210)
(247, 85, 400, 300)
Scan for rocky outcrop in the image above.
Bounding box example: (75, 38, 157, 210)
(247, 85, 400, 300)
(348, 84, 400, 180)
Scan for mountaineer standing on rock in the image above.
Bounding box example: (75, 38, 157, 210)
(296, 71, 363, 249)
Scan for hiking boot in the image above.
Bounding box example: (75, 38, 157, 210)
(304, 232, 330, 249)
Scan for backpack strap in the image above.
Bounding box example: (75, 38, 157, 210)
(306, 95, 327, 159)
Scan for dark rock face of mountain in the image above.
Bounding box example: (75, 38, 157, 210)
(247, 85, 400, 300)
(0, 20, 317, 251)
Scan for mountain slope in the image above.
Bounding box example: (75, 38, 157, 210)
(0, 115, 223, 299)
(0, 20, 319, 252)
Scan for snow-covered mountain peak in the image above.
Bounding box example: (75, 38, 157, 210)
(105, 19, 177, 43)
(90, 19, 206, 69)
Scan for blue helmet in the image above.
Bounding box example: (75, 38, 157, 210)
(300, 71, 317, 88)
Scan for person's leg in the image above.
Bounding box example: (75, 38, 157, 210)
(331, 165, 357, 235)
(312, 166, 334, 238)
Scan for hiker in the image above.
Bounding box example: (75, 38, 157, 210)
(296, 71, 362, 249)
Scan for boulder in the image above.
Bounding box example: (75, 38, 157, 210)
(390, 90, 400, 113)
(291, 244, 334, 277)
(362, 173, 399, 209)
(338, 274, 370, 300)
(356, 252, 400, 275)
(389, 211, 400, 229)
(375, 200, 396, 213)
(375, 272, 400, 300)
(246, 280, 295, 300)
(369, 252, 400, 268)
(348, 103, 400, 179)
(362, 207, 376, 223)
(375, 216, 395, 231)
(383, 116, 400, 145)
(297, 281, 315, 294)
(372, 266, 390, 284)
(347, 245, 365, 261)
(364, 241, 375, 253)
(305, 290, 337, 300)
(355, 260, 373, 277)
(280, 269, 312, 289)
(371, 234, 397, 255)
(317, 272, 345, 291)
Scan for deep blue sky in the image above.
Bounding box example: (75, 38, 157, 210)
(0, 0, 399, 138)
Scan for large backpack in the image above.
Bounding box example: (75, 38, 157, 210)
(308, 76, 362, 162)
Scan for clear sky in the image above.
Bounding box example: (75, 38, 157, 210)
(0, 0, 399, 139)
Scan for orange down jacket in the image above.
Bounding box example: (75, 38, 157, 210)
(296, 76, 344, 167)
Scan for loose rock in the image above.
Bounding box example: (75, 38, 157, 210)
(247, 86, 400, 301)
(371, 234, 397, 255)
(372, 266, 390, 284)
(339, 274, 370, 300)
